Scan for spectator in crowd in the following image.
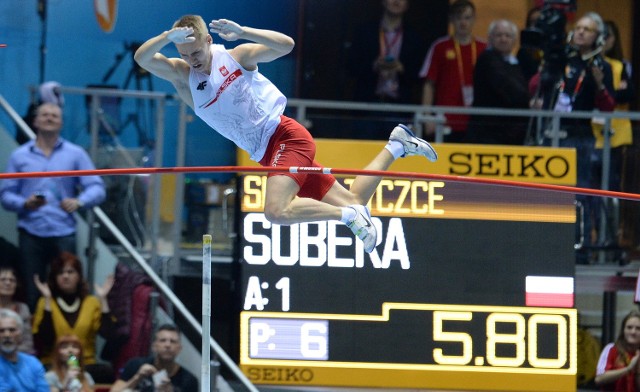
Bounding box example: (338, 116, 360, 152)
(0, 265, 35, 354)
(591, 19, 635, 193)
(109, 324, 198, 392)
(347, 0, 425, 104)
(595, 310, 640, 390)
(16, 81, 65, 145)
(32, 251, 115, 380)
(0, 308, 49, 392)
(589, 20, 635, 252)
(45, 334, 95, 392)
(603, 20, 633, 81)
(530, 12, 614, 263)
(419, 0, 487, 142)
(467, 19, 530, 145)
(516, 6, 543, 82)
(0, 102, 106, 310)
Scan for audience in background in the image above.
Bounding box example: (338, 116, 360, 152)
(419, 0, 487, 142)
(345, 0, 426, 138)
(0, 102, 106, 310)
(516, 6, 543, 82)
(467, 19, 530, 145)
(348, 0, 424, 104)
(45, 334, 95, 392)
(110, 324, 198, 392)
(32, 251, 115, 381)
(0, 308, 50, 391)
(0, 265, 35, 354)
(595, 310, 640, 391)
(530, 12, 615, 263)
(591, 19, 635, 193)
(15, 81, 65, 145)
(588, 19, 635, 251)
(602, 20, 633, 84)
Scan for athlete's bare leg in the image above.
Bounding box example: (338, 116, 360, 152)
(263, 124, 437, 253)
(263, 175, 343, 225)
(345, 149, 395, 205)
(264, 148, 395, 225)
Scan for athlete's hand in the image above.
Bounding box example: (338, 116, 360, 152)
(166, 27, 196, 44)
(209, 19, 243, 41)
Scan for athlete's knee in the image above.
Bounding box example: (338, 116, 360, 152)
(264, 205, 290, 225)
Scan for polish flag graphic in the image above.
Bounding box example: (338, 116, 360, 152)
(525, 276, 574, 307)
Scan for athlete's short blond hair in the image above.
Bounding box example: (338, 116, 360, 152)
(172, 15, 209, 41)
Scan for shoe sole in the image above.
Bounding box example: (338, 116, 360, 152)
(396, 124, 438, 162)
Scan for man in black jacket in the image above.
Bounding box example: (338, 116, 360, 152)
(467, 19, 530, 145)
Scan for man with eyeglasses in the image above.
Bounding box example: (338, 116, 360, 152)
(0, 308, 49, 391)
(532, 12, 615, 263)
(467, 19, 530, 145)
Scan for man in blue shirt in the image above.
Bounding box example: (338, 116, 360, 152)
(0, 103, 106, 309)
(0, 308, 49, 392)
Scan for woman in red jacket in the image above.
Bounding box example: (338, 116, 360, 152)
(596, 310, 640, 391)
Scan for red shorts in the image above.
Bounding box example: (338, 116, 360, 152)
(259, 115, 336, 200)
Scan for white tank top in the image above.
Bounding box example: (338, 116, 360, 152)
(190, 44, 287, 161)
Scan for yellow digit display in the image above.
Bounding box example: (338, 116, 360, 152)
(486, 313, 526, 367)
(433, 311, 473, 365)
(528, 314, 568, 369)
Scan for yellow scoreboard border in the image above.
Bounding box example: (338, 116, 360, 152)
(240, 303, 578, 391)
(238, 140, 577, 186)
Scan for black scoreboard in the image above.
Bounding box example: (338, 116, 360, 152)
(236, 170, 577, 391)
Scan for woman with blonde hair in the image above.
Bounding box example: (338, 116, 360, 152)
(45, 334, 95, 392)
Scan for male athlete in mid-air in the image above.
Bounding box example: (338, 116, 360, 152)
(135, 15, 437, 253)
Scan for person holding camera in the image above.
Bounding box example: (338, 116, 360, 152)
(0, 103, 106, 310)
(531, 12, 615, 263)
(109, 324, 198, 392)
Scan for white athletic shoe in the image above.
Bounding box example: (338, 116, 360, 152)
(389, 124, 438, 162)
(346, 205, 377, 253)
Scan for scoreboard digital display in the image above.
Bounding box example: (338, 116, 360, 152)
(236, 142, 578, 391)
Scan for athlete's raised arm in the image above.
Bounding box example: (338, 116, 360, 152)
(134, 28, 193, 83)
(209, 19, 294, 70)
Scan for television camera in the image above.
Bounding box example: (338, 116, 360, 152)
(520, 0, 577, 109)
